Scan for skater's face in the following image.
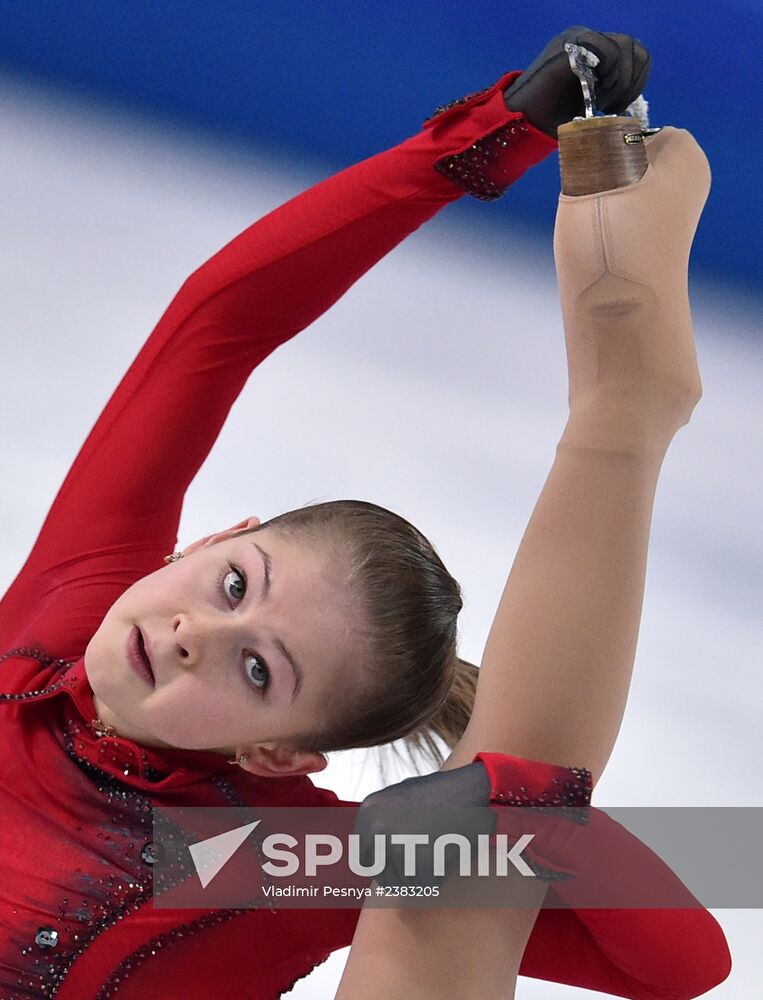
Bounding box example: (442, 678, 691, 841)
(85, 523, 362, 778)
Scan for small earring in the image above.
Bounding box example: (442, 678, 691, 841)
(163, 551, 183, 564)
(228, 753, 249, 767)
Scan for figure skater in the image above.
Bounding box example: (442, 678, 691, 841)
(0, 25, 731, 1000)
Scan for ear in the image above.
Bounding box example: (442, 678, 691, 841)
(181, 516, 262, 557)
(237, 743, 328, 779)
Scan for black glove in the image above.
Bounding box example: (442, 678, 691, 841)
(352, 762, 495, 889)
(503, 26, 652, 138)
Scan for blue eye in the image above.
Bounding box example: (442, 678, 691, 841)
(218, 562, 271, 696)
(244, 653, 270, 693)
(221, 563, 247, 604)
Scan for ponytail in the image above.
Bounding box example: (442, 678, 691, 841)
(379, 656, 480, 782)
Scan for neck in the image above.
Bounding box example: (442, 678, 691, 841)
(90, 692, 168, 748)
(90, 692, 234, 757)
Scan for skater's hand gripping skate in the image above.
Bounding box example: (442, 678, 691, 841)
(554, 126, 712, 453)
(504, 26, 651, 138)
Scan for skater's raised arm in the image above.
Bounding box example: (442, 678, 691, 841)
(0, 76, 556, 658)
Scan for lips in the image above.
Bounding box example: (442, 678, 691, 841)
(137, 628, 156, 682)
(128, 625, 155, 686)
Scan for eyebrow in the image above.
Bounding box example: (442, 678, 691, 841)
(250, 541, 304, 702)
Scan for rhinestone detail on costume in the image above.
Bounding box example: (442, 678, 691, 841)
(93, 775, 280, 997)
(212, 774, 280, 915)
(11, 777, 153, 994)
(279, 951, 333, 996)
(0, 647, 78, 700)
(432, 120, 530, 201)
(523, 857, 576, 882)
(424, 84, 495, 123)
(0, 648, 267, 998)
(490, 764, 593, 881)
(33, 927, 59, 950)
(140, 841, 160, 865)
(491, 765, 593, 824)
(94, 910, 248, 1000)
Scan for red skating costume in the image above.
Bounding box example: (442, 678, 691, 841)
(0, 71, 730, 998)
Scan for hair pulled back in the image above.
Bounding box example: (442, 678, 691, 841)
(237, 500, 478, 775)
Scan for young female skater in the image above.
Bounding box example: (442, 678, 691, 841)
(0, 25, 731, 1000)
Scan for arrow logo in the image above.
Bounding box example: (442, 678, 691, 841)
(188, 820, 262, 888)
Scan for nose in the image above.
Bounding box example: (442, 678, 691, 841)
(171, 612, 235, 669)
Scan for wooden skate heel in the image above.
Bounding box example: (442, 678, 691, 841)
(558, 116, 648, 196)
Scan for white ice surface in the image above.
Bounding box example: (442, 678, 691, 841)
(0, 72, 760, 997)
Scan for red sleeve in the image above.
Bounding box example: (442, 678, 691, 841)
(473, 752, 732, 998)
(0, 70, 556, 660)
(308, 754, 731, 997)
